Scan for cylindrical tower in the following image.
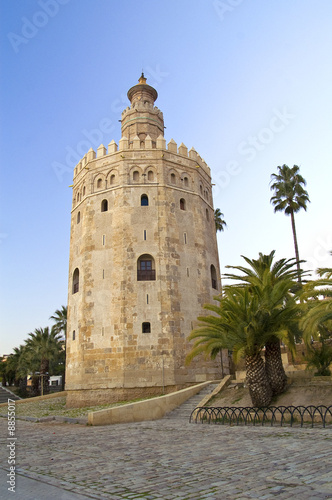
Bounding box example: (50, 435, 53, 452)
(65, 75, 222, 407)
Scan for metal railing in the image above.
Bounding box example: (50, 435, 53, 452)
(137, 269, 156, 281)
(190, 405, 332, 428)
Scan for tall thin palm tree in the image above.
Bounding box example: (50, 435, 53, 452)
(50, 305, 67, 339)
(214, 209, 227, 233)
(270, 164, 310, 283)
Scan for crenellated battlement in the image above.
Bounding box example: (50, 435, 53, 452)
(121, 101, 163, 120)
(73, 136, 210, 179)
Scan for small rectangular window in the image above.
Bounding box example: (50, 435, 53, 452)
(187, 268, 189, 277)
(102, 235, 106, 246)
(184, 233, 187, 244)
(73, 330, 76, 340)
(144, 230, 147, 241)
(142, 322, 151, 333)
(147, 294, 149, 304)
(103, 269, 105, 279)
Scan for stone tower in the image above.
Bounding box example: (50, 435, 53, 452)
(65, 75, 221, 407)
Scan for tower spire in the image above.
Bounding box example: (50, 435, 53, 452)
(139, 71, 146, 84)
(121, 74, 164, 142)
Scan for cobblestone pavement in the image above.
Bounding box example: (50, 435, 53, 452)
(1, 417, 332, 499)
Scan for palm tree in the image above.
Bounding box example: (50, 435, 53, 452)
(5, 345, 32, 396)
(0, 357, 6, 386)
(270, 165, 310, 283)
(50, 306, 67, 339)
(187, 256, 302, 406)
(214, 209, 227, 233)
(50, 306, 67, 389)
(300, 262, 332, 338)
(25, 326, 63, 395)
(187, 287, 273, 406)
(224, 251, 304, 396)
(300, 259, 332, 375)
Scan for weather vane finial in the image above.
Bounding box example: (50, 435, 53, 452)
(138, 71, 147, 84)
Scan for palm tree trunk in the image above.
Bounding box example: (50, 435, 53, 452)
(40, 359, 50, 395)
(245, 351, 272, 407)
(290, 209, 301, 284)
(31, 375, 39, 397)
(265, 336, 287, 396)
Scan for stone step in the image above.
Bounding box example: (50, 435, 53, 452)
(0, 386, 21, 403)
(163, 383, 218, 421)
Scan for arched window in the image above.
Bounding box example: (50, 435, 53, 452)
(72, 330, 76, 340)
(142, 322, 151, 333)
(133, 170, 139, 181)
(76, 193, 80, 203)
(200, 185, 203, 195)
(211, 265, 218, 290)
(83, 186, 86, 196)
(137, 254, 156, 281)
(148, 170, 154, 181)
(72, 268, 79, 294)
(171, 173, 176, 184)
(97, 178, 102, 189)
(183, 176, 189, 187)
(180, 198, 186, 210)
(206, 208, 209, 221)
(77, 211, 81, 224)
(141, 194, 149, 206)
(101, 199, 108, 212)
(110, 174, 116, 185)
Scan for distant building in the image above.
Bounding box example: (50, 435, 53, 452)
(49, 376, 62, 387)
(65, 75, 222, 407)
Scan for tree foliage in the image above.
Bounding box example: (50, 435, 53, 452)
(214, 208, 227, 233)
(300, 258, 332, 375)
(187, 251, 303, 406)
(270, 164, 310, 282)
(3, 307, 67, 397)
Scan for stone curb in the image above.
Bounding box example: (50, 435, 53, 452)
(0, 414, 88, 424)
(0, 391, 67, 408)
(13, 469, 105, 500)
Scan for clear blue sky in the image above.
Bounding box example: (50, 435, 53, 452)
(1, 0, 331, 355)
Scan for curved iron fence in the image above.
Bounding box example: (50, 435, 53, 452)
(189, 405, 332, 428)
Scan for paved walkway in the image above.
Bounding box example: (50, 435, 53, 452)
(1, 412, 332, 500)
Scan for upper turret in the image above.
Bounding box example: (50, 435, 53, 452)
(127, 73, 158, 105)
(121, 73, 164, 145)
